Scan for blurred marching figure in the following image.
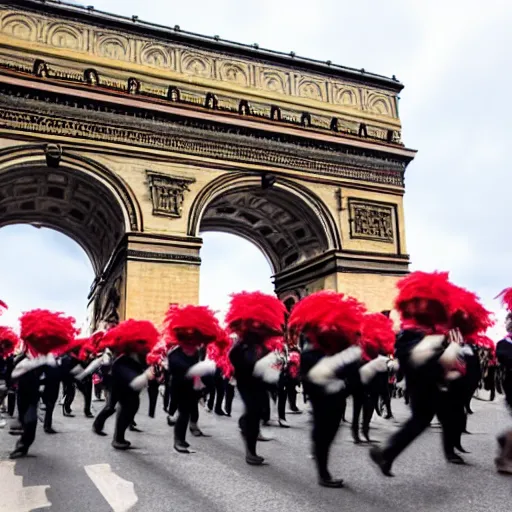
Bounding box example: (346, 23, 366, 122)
(352, 312, 397, 444)
(96, 320, 159, 449)
(494, 288, 512, 474)
(60, 333, 104, 421)
(224, 291, 287, 466)
(288, 291, 366, 488)
(370, 272, 482, 476)
(9, 309, 78, 459)
(444, 285, 494, 454)
(163, 303, 226, 454)
(0, 302, 18, 428)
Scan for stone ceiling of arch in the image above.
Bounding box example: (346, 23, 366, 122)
(0, 167, 124, 273)
(200, 188, 327, 272)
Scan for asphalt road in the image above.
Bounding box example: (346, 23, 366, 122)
(0, 389, 510, 512)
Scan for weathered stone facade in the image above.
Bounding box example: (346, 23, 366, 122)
(0, 1, 416, 330)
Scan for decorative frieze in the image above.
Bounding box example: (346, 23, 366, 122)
(0, 6, 399, 123)
(348, 199, 395, 243)
(0, 84, 407, 187)
(146, 170, 195, 218)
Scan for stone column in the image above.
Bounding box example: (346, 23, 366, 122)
(123, 233, 202, 326)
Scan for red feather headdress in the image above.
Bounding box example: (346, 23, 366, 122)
(163, 304, 222, 347)
(469, 334, 496, 356)
(99, 319, 159, 355)
(146, 340, 168, 366)
(288, 291, 366, 354)
(496, 288, 512, 312)
(225, 291, 286, 338)
(206, 330, 234, 378)
(451, 286, 494, 336)
(0, 326, 19, 357)
(394, 271, 461, 329)
(361, 313, 395, 360)
(19, 309, 78, 355)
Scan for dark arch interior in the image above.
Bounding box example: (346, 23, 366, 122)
(0, 166, 125, 274)
(199, 186, 329, 273)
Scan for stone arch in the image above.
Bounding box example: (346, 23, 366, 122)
(188, 172, 340, 273)
(0, 144, 143, 275)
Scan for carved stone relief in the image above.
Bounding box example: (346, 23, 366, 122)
(348, 199, 395, 243)
(146, 170, 196, 218)
(0, 84, 406, 187)
(0, 6, 398, 120)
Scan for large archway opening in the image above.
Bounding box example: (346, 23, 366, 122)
(0, 225, 94, 332)
(199, 232, 274, 321)
(194, 173, 340, 316)
(0, 165, 126, 275)
(0, 151, 140, 332)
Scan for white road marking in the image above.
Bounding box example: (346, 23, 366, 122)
(84, 464, 138, 512)
(0, 460, 51, 512)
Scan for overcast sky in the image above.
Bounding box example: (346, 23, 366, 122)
(1, 0, 511, 337)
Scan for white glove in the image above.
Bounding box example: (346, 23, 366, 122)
(438, 342, 463, 370)
(387, 359, 400, 373)
(308, 346, 362, 394)
(45, 353, 58, 368)
(359, 355, 389, 385)
(460, 345, 474, 358)
(410, 335, 446, 367)
(253, 352, 281, 385)
(187, 360, 217, 379)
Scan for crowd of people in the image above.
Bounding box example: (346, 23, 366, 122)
(0, 270, 511, 488)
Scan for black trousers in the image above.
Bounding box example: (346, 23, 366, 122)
(16, 389, 39, 452)
(238, 384, 267, 457)
(352, 389, 375, 440)
(114, 391, 140, 443)
(147, 380, 159, 418)
(381, 386, 455, 463)
(287, 377, 300, 411)
(7, 389, 16, 416)
(224, 380, 235, 415)
(207, 370, 226, 413)
(163, 371, 171, 411)
(277, 373, 288, 421)
(174, 393, 199, 444)
(43, 381, 60, 430)
(309, 388, 345, 480)
(93, 387, 118, 432)
(63, 377, 93, 415)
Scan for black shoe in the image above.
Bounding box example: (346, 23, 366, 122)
(214, 409, 226, 416)
(190, 425, 204, 437)
(84, 411, 94, 418)
(129, 425, 143, 432)
(167, 416, 176, 427)
(245, 454, 264, 465)
(63, 408, 75, 418)
(174, 441, 191, 454)
(319, 477, 344, 488)
(455, 443, 470, 454)
(112, 440, 131, 450)
(369, 447, 394, 477)
(446, 453, 465, 465)
(353, 435, 362, 445)
(9, 447, 28, 459)
(44, 427, 58, 434)
(92, 426, 108, 437)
